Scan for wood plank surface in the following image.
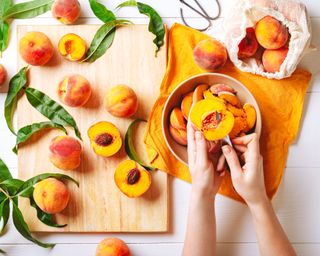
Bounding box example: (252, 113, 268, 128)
(16, 24, 168, 232)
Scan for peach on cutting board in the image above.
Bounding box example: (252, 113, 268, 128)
(193, 38, 228, 72)
(49, 135, 82, 171)
(51, 0, 81, 25)
(114, 160, 151, 198)
(57, 74, 92, 107)
(58, 33, 87, 61)
(238, 27, 259, 58)
(0, 64, 7, 86)
(255, 15, 289, 50)
(33, 178, 70, 214)
(262, 47, 289, 73)
(104, 85, 139, 118)
(19, 31, 54, 66)
(96, 238, 131, 256)
(87, 121, 122, 157)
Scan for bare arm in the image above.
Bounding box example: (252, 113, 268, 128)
(182, 122, 224, 256)
(222, 134, 296, 256)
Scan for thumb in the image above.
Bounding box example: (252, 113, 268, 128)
(222, 145, 242, 177)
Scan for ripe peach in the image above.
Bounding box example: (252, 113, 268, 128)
(51, 0, 81, 25)
(255, 15, 288, 50)
(262, 47, 288, 73)
(193, 38, 228, 71)
(49, 135, 82, 170)
(104, 85, 138, 118)
(58, 74, 92, 107)
(238, 27, 258, 58)
(96, 238, 131, 256)
(19, 31, 54, 66)
(169, 107, 187, 146)
(33, 178, 70, 214)
(180, 92, 193, 119)
(58, 33, 87, 62)
(169, 125, 187, 146)
(0, 64, 7, 86)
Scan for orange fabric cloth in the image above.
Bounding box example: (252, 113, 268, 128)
(145, 23, 312, 202)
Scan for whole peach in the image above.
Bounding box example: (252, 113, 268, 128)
(193, 38, 228, 71)
(262, 47, 288, 73)
(51, 0, 81, 25)
(49, 135, 82, 170)
(96, 238, 131, 256)
(33, 178, 70, 214)
(58, 74, 92, 107)
(104, 85, 138, 118)
(19, 31, 54, 66)
(255, 15, 289, 50)
(238, 27, 259, 58)
(0, 64, 7, 86)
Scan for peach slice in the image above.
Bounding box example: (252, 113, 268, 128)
(255, 15, 289, 50)
(190, 99, 234, 141)
(226, 103, 245, 117)
(170, 107, 186, 131)
(181, 91, 193, 119)
(193, 84, 208, 103)
(58, 74, 92, 107)
(229, 116, 248, 139)
(33, 178, 70, 214)
(218, 91, 241, 107)
(193, 38, 228, 71)
(58, 33, 87, 61)
(169, 125, 187, 146)
(88, 121, 122, 157)
(210, 84, 236, 95)
(243, 103, 257, 132)
(114, 160, 151, 198)
(238, 27, 259, 59)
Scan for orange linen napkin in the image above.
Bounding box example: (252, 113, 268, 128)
(145, 23, 312, 202)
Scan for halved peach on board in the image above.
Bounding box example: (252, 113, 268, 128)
(114, 159, 151, 198)
(88, 122, 122, 157)
(190, 99, 234, 141)
(58, 33, 87, 62)
(181, 91, 193, 119)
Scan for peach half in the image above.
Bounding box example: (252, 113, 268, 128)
(238, 27, 259, 58)
(58, 33, 87, 61)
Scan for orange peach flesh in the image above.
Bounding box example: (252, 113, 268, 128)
(58, 33, 87, 61)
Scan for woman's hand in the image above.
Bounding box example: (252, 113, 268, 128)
(222, 133, 267, 206)
(187, 121, 224, 197)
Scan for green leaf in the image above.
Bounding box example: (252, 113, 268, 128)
(0, 198, 9, 234)
(24, 87, 82, 140)
(0, 20, 9, 54)
(18, 173, 79, 197)
(0, 179, 24, 197)
(13, 121, 68, 154)
(117, 1, 165, 54)
(0, 0, 13, 17)
(83, 19, 131, 63)
(12, 202, 55, 248)
(125, 119, 155, 171)
(4, 67, 28, 135)
(0, 248, 5, 253)
(3, 0, 53, 20)
(89, 0, 116, 23)
(0, 159, 12, 182)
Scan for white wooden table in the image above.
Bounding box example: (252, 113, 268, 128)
(0, 0, 319, 255)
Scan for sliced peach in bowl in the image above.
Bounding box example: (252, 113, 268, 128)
(114, 159, 151, 198)
(180, 91, 193, 119)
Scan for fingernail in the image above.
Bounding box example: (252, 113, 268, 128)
(195, 131, 202, 140)
(222, 145, 231, 154)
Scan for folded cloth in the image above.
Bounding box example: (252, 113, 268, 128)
(144, 23, 312, 202)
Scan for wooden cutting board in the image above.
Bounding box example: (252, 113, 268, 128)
(16, 25, 168, 232)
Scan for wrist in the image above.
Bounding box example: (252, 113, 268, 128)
(247, 194, 270, 213)
(191, 187, 216, 202)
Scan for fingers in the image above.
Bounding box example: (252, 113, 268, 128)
(232, 133, 258, 146)
(233, 133, 260, 158)
(222, 145, 242, 177)
(187, 121, 196, 164)
(195, 131, 209, 165)
(217, 154, 226, 172)
(234, 144, 247, 153)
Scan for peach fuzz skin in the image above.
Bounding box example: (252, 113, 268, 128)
(33, 178, 70, 214)
(193, 38, 228, 72)
(51, 0, 81, 25)
(0, 64, 7, 86)
(58, 74, 92, 107)
(19, 31, 54, 66)
(104, 85, 138, 118)
(255, 15, 289, 50)
(49, 135, 82, 171)
(96, 238, 131, 256)
(262, 47, 288, 73)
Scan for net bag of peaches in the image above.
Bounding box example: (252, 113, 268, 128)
(208, 0, 312, 79)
